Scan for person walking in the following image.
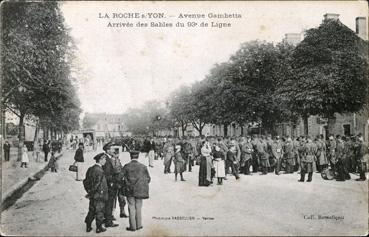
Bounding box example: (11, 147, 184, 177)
(3, 140, 11, 162)
(43, 140, 50, 162)
(226, 144, 240, 179)
(74, 143, 85, 181)
(122, 151, 151, 231)
(20, 144, 29, 168)
(142, 137, 156, 168)
(84, 153, 108, 234)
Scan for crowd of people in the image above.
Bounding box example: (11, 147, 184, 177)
(124, 133, 368, 184)
(80, 133, 368, 234)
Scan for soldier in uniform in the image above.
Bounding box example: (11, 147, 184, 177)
(163, 139, 174, 174)
(271, 136, 283, 175)
(251, 134, 260, 173)
(298, 136, 317, 182)
(327, 135, 337, 174)
(256, 136, 269, 175)
(240, 136, 253, 175)
(101, 142, 120, 228)
(266, 135, 275, 173)
(335, 135, 346, 181)
(283, 137, 295, 174)
(315, 134, 328, 173)
(182, 137, 194, 172)
(84, 153, 108, 233)
(356, 134, 368, 181)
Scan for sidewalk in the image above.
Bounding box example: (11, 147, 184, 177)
(1, 147, 62, 202)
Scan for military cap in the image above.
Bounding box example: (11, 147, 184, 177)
(129, 150, 140, 159)
(103, 142, 113, 151)
(93, 152, 106, 161)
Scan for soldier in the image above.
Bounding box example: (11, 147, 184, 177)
(163, 139, 174, 174)
(271, 136, 283, 175)
(251, 134, 260, 173)
(356, 134, 368, 181)
(226, 143, 240, 179)
(84, 153, 108, 233)
(256, 136, 269, 175)
(283, 137, 295, 174)
(335, 135, 346, 181)
(327, 135, 337, 174)
(182, 137, 194, 172)
(342, 136, 353, 180)
(298, 136, 317, 182)
(101, 142, 120, 228)
(315, 134, 328, 172)
(292, 136, 300, 172)
(266, 135, 275, 173)
(240, 136, 253, 175)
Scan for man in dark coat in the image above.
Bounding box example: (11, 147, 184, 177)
(74, 143, 84, 181)
(101, 142, 120, 228)
(84, 153, 109, 233)
(3, 140, 10, 161)
(122, 151, 151, 231)
(142, 137, 156, 167)
(43, 140, 50, 162)
(356, 134, 368, 181)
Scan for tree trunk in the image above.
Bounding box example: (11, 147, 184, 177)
(17, 113, 25, 161)
(303, 115, 309, 136)
(326, 116, 336, 137)
(223, 123, 228, 137)
(33, 122, 39, 150)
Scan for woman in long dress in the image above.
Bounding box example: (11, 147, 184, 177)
(21, 144, 29, 168)
(199, 140, 212, 186)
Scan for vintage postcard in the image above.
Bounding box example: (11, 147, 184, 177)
(0, 0, 368, 236)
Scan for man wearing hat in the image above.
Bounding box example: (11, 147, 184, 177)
(101, 142, 120, 228)
(271, 136, 283, 175)
(299, 136, 317, 182)
(84, 153, 108, 233)
(122, 150, 151, 231)
(74, 143, 85, 181)
(240, 136, 253, 175)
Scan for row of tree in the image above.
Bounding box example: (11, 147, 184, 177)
(167, 18, 368, 136)
(1, 2, 81, 159)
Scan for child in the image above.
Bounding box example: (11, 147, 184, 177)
(21, 144, 29, 168)
(48, 151, 58, 172)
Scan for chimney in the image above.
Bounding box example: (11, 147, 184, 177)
(323, 13, 340, 21)
(356, 17, 368, 40)
(284, 33, 302, 45)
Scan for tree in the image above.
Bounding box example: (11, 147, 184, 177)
(168, 85, 192, 137)
(2, 1, 81, 159)
(281, 18, 368, 135)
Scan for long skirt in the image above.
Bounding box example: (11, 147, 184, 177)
(206, 156, 212, 182)
(164, 154, 172, 166)
(76, 161, 85, 180)
(214, 159, 225, 178)
(199, 156, 209, 186)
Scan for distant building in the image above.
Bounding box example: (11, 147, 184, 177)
(83, 113, 130, 138)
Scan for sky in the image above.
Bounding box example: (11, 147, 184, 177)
(60, 1, 368, 114)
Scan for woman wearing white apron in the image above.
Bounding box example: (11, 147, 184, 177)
(212, 145, 226, 185)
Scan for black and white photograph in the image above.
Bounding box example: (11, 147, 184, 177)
(0, 0, 368, 236)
